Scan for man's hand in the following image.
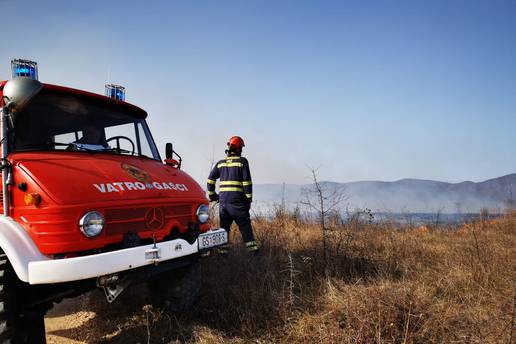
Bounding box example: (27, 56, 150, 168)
(209, 193, 220, 202)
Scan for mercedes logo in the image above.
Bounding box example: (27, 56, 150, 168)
(144, 207, 165, 230)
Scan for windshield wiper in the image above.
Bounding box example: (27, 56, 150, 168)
(103, 147, 134, 155)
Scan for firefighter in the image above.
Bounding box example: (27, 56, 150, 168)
(207, 136, 259, 255)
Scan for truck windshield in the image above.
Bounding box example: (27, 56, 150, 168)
(11, 91, 160, 160)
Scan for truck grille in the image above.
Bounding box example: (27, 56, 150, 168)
(104, 205, 193, 235)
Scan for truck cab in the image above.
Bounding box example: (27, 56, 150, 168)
(0, 60, 226, 343)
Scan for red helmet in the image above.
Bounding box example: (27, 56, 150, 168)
(227, 136, 245, 149)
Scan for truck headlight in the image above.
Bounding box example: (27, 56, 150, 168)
(196, 204, 209, 223)
(79, 211, 105, 238)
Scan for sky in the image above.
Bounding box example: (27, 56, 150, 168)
(1, 0, 515, 185)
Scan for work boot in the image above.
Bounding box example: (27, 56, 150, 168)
(245, 240, 259, 256)
(217, 244, 229, 255)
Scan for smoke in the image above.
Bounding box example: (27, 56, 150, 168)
(252, 173, 516, 214)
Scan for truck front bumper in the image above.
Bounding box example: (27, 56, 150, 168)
(27, 228, 226, 285)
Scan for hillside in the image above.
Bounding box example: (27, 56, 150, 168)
(253, 173, 516, 213)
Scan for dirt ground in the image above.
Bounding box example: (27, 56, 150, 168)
(45, 295, 96, 344)
(45, 285, 156, 344)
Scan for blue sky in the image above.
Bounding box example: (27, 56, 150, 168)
(1, 0, 515, 184)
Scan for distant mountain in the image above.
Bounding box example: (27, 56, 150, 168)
(252, 174, 516, 213)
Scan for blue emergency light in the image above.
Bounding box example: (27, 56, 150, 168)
(105, 84, 125, 101)
(11, 59, 38, 80)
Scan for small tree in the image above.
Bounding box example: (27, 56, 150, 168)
(301, 167, 346, 276)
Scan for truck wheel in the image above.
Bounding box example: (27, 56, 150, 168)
(0, 251, 46, 344)
(148, 262, 201, 313)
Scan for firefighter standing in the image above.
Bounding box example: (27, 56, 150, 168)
(207, 136, 259, 255)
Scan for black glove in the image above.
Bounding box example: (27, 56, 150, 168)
(209, 193, 219, 202)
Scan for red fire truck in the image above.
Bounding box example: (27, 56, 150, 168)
(0, 59, 227, 343)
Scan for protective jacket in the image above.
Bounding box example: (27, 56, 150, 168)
(206, 153, 258, 254)
(207, 154, 252, 203)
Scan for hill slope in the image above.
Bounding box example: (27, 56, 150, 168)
(253, 173, 516, 213)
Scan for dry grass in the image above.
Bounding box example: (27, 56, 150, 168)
(46, 211, 516, 343)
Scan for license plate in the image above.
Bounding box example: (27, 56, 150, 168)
(198, 230, 228, 250)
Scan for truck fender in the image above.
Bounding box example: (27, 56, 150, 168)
(0, 216, 48, 283)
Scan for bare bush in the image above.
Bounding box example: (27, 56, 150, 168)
(301, 167, 347, 276)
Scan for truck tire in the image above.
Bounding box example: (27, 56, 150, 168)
(0, 251, 46, 344)
(148, 262, 201, 313)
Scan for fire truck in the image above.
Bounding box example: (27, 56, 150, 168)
(0, 59, 227, 343)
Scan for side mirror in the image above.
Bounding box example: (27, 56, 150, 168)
(165, 142, 173, 159)
(164, 142, 182, 169)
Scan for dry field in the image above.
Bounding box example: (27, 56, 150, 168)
(45, 211, 515, 343)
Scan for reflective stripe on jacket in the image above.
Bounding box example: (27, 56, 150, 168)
(207, 155, 252, 202)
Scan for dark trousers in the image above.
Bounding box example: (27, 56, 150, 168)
(219, 201, 255, 243)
